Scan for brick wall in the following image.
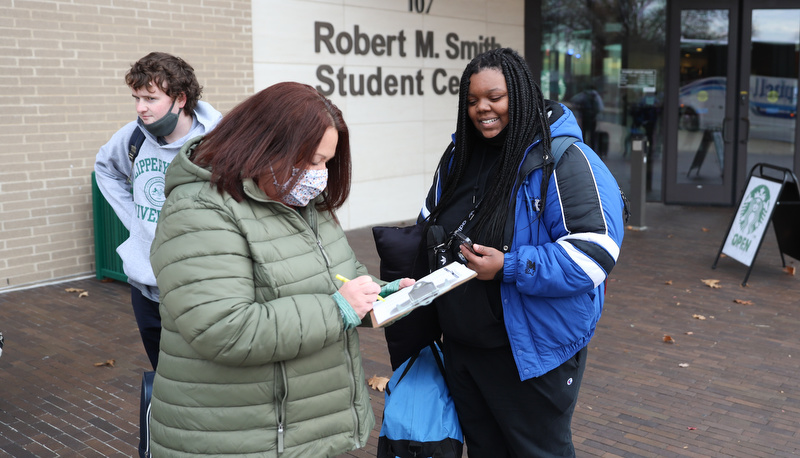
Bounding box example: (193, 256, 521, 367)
(0, 0, 253, 292)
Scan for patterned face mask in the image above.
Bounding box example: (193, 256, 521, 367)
(275, 168, 329, 207)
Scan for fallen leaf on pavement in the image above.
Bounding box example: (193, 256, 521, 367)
(663, 335, 675, 344)
(687, 426, 697, 430)
(701, 279, 721, 288)
(65, 288, 85, 293)
(685, 332, 694, 335)
(693, 314, 706, 320)
(678, 363, 690, 368)
(78, 291, 89, 298)
(733, 299, 753, 305)
(785, 266, 796, 276)
(665, 280, 673, 285)
(701, 227, 710, 232)
(367, 375, 390, 392)
(94, 359, 115, 368)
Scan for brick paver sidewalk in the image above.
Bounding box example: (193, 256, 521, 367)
(1, 203, 799, 457)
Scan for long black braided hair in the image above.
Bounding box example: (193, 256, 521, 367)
(427, 47, 552, 247)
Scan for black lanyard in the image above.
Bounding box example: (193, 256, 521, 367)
(454, 198, 482, 234)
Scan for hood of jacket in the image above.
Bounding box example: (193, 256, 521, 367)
(136, 100, 222, 150)
(164, 135, 212, 196)
(546, 100, 584, 141)
(166, 135, 282, 206)
(511, 100, 584, 203)
(513, 101, 585, 180)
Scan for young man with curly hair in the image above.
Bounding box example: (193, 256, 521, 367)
(94, 52, 222, 370)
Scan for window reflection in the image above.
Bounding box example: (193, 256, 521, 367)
(677, 9, 729, 185)
(541, 0, 667, 201)
(746, 9, 798, 174)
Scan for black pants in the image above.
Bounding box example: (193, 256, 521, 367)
(443, 340, 587, 458)
(130, 286, 161, 370)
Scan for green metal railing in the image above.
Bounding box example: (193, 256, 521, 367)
(91, 172, 128, 282)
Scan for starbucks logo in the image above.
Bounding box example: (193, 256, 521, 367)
(737, 185, 770, 235)
(144, 176, 166, 207)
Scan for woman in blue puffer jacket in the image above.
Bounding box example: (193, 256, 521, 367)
(419, 48, 627, 457)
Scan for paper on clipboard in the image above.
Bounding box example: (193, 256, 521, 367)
(369, 262, 477, 327)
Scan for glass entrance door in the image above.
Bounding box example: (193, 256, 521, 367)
(665, 0, 800, 205)
(738, 2, 799, 185)
(665, 0, 739, 204)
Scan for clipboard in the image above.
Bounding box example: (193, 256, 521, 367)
(368, 262, 477, 327)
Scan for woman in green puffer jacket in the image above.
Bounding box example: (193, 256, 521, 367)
(149, 82, 414, 457)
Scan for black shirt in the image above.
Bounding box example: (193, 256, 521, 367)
(434, 130, 510, 349)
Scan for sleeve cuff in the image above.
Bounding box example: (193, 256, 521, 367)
(501, 252, 514, 282)
(379, 279, 403, 297)
(332, 292, 361, 331)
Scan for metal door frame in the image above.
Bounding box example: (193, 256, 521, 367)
(737, 0, 800, 191)
(664, 0, 740, 205)
(665, 0, 800, 205)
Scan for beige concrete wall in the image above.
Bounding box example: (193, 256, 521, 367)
(0, 0, 253, 292)
(252, 0, 524, 230)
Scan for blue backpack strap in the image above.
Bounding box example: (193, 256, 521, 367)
(128, 126, 146, 164)
(549, 135, 580, 166)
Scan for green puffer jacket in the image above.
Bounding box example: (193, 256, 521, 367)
(149, 137, 375, 457)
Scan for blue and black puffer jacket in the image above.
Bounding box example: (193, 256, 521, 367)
(421, 101, 626, 380)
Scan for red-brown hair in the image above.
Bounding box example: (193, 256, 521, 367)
(192, 82, 351, 213)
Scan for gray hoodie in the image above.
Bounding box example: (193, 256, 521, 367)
(94, 101, 222, 301)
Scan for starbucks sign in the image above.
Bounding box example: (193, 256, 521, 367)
(722, 177, 783, 266)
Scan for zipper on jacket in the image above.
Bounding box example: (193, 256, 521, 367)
(295, 204, 360, 448)
(316, 239, 331, 266)
(276, 361, 288, 453)
(277, 422, 284, 452)
(307, 207, 332, 267)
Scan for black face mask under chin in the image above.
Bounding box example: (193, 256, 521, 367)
(141, 100, 181, 138)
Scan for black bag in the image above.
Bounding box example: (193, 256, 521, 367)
(372, 223, 429, 282)
(138, 371, 154, 458)
(372, 223, 442, 370)
(377, 342, 463, 458)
